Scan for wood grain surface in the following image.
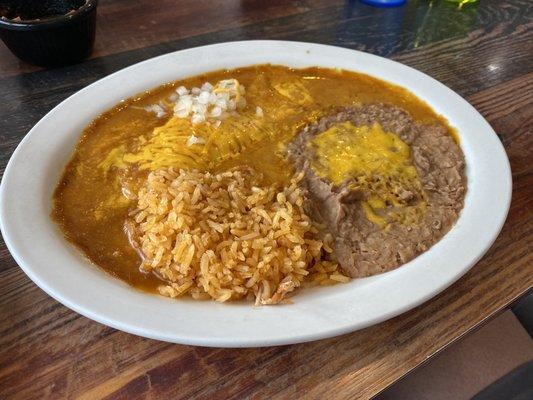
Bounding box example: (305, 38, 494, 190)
(0, 0, 532, 399)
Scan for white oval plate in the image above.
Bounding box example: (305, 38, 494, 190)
(0, 41, 511, 347)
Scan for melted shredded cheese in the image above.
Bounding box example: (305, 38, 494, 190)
(309, 122, 427, 227)
(99, 113, 274, 172)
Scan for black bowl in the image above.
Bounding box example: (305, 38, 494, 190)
(0, 0, 98, 67)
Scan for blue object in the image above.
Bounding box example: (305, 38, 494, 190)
(360, 0, 406, 7)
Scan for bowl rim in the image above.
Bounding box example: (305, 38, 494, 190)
(0, 40, 512, 347)
(0, 0, 97, 30)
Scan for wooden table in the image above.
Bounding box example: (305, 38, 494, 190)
(0, 0, 531, 398)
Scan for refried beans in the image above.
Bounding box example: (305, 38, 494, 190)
(288, 103, 466, 277)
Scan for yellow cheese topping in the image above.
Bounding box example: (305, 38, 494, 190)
(309, 122, 426, 227)
(310, 122, 417, 184)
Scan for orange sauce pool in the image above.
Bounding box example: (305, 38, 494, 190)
(52, 64, 455, 293)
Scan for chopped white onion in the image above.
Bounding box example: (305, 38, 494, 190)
(201, 82, 214, 92)
(150, 78, 251, 126)
(218, 92, 230, 101)
(198, 91, 210, 104)
(144, 104, 167, 118)
(176, 86, 189, 96)
(215, 98, 228, 110)
(211, 106, 222, 117)
(191, 113, 205, 125)
(187, 134, 206, 146)
(174, 108, 189, 118)
(192, 103, 207, 114)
